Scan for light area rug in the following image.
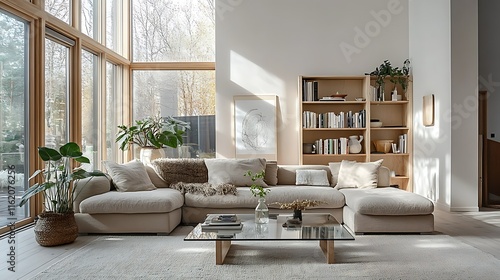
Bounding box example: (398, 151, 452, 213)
(33, 226, 500, 280)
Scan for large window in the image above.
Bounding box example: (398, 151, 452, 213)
(45, 34, 71, 148)
(0, 10, 29, 227)
(132, 0, 215, 62)
(81, 50, 99, 170)
(131, 0, 216, 158)
(133, 70, 215, 158)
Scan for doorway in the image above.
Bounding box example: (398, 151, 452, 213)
(479, 90, 500, 208)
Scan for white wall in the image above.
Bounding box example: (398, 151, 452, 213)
(409, 0, 478, 211)
(479, 0, 500, 142)
(409, 0, 452, 207)
(216, 0, 409, 163)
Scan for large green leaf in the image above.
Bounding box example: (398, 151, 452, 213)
(59, 142, 82, 157)
(74, 156, 90, 164)
(38, 147, 62, 161)
(18, 182, 54, 207)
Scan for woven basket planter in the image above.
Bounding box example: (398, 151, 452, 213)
(34, 212, 78, 247)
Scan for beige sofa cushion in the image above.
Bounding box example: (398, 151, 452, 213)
(277, 165, 333, 186)
(264, 161, 278, 186)
(205, 158, 268, 187)
(184, 186, 345, 209)
(340, 188, 434, 215)
(145, 165, 169, 188)
(329, 162, 391, 187)
(103, 160, 156, 192)
(335, 159, 383, 189)
(79, 188, 184, 214)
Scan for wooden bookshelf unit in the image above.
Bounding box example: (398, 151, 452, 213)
(299, 75, 413, 191)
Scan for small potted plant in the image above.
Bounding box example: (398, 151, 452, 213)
(115, 114, 190, 163)
(19, 142, 105, 246)
(367, 60, 392, 101)
(244, 170, 270, 224)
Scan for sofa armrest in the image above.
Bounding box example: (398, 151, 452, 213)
(73, 176, 113, 213)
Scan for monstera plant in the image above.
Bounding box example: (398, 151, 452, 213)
(19, 142, 105, 246)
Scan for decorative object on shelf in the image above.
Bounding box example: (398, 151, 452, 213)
(395, 59, 411, 97)
(273, 199, 324, 223)
(348, 135, 364, 154)
(245, 170, 270, 224)
(423, 94, 435, 126)
(370, 119, 383, 128)
(116, 114, 190, 164)
(373, 139, 395, 153)
(19, 142, 105, 246)
(367, 60, 392, 101)
(234, 95, 278, 161)
(367, 59, 411, 101)
(302, 143, 315, 154)
(391, 86, 398, 101)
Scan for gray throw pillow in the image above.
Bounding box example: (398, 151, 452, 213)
(205, 158, 268, 187)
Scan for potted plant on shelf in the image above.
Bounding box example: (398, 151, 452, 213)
(19, 142, 105, 246)
(368, 59, 411, 101)
(367, 60, 392, 101)
(244, 170, 270, 224)
(396, 59, 411, 96)
(115, 114, 190, 163)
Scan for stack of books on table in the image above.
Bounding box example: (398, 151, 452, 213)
(201, 214, 243, 231)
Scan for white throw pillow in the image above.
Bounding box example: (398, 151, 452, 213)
(205, 158, 268, 187)
(334, 159, 383, 190)
(295, 170, 330, 186)
(103, 160, 156, 192)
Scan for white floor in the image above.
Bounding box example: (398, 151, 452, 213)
(0, 208, 499, 279)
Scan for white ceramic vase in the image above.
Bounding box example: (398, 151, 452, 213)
(348, 135, 363, 154)
(139, 147, 165, 166)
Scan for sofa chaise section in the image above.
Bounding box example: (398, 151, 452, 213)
(340, 188, 434, 234)
(73, 176, 183, 234)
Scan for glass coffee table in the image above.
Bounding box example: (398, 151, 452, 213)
(184, 213, 354, 265)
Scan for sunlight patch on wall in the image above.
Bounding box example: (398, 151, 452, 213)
(413, 98, 451, 205)
(229, 50, 285, 95)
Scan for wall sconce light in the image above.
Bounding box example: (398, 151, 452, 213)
(423, 94, 434, 126)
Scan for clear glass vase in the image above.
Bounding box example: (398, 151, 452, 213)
(255, 198, 269, 224)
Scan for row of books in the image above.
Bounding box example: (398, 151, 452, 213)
(393, 134, 408, 154)
(302, 80, 319, 101)
(313, 138, 350, 155)
(303, 110, 366, 129)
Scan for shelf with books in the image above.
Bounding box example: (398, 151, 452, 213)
(299, 74, 412, 191)
(301, 76, 367, 102)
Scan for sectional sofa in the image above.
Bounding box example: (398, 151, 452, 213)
(73, 158, 434, 235)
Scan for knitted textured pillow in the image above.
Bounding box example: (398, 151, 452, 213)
(151, 158, 208, 185)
